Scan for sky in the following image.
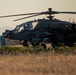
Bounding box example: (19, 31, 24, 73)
(0, 0, 76, 34)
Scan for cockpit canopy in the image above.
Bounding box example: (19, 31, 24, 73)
(13, 20, 38, 33)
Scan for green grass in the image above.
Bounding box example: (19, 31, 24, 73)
(0, 45, 76, 55)
(0, 45, 45, 55)
(54, 46, 76, 55)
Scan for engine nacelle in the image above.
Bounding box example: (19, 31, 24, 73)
(50, 22, 76, 31)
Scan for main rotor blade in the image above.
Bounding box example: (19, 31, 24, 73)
(14, 14, 42, 21)
(0, 13, 41, 18)
(56, 12, 76, 14)
(0, 8, 76, 19)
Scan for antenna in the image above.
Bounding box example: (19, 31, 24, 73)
(73, 19, 75, 23)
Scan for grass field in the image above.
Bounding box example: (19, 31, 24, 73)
(0, 46, 76, 75)
(0, 52, 76, 75)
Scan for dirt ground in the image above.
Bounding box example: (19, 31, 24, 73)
(0, 52, 76, 75)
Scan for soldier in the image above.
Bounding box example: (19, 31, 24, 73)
(0, 33, 7, 47)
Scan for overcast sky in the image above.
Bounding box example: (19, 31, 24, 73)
(0, 0, 76, 34)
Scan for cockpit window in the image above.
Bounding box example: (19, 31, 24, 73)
(18, 26, 24, 32)
(31, 22, 38, 29)
(13, 25, 24, 33)
(24, 21, 38, 30)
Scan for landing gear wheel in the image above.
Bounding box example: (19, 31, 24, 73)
(41, 44, 46, 49)
(23, 40, 29, 46)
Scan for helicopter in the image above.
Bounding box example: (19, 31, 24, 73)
(0, 8, 76, 47)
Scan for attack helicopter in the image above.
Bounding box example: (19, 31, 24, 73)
(0, 8, 76, 47)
